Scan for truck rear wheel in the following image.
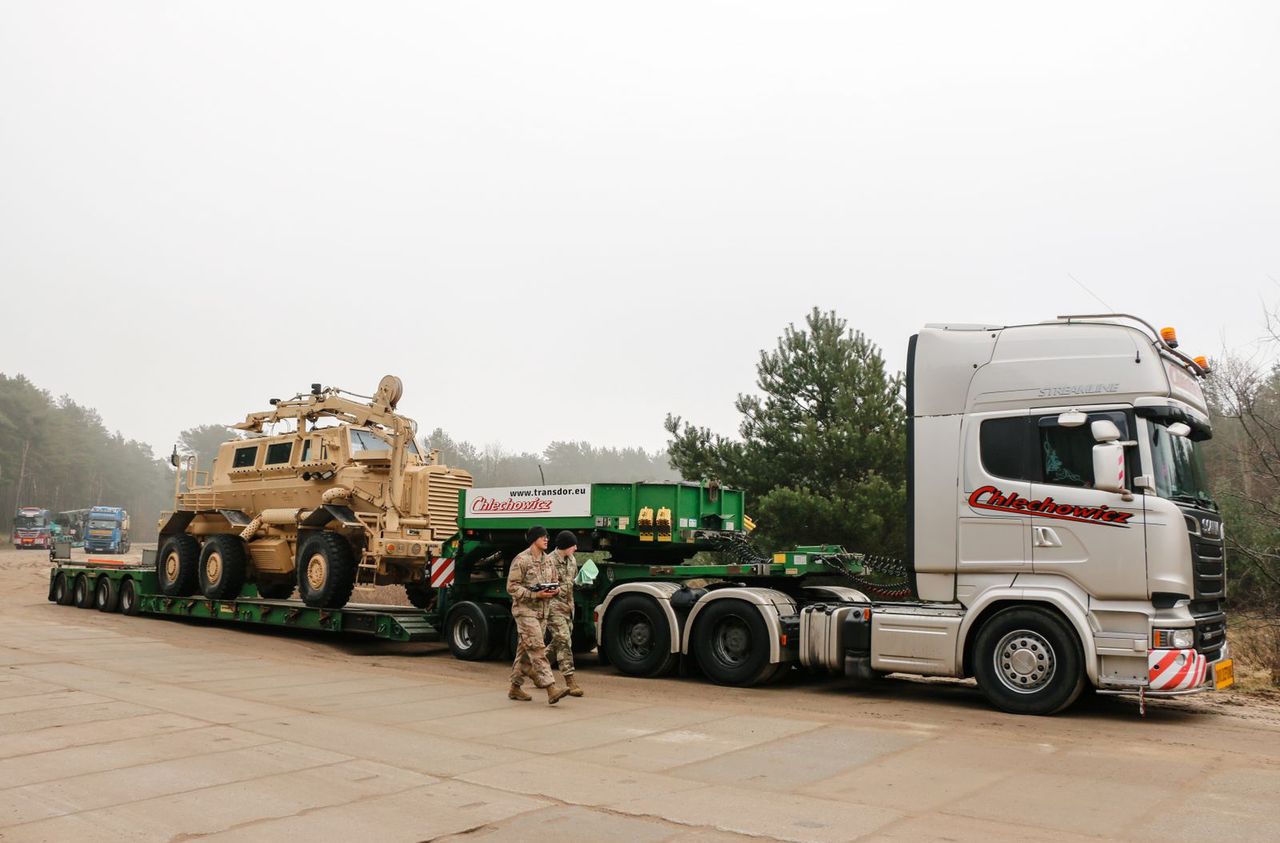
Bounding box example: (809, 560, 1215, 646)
(297, 532, 356, 608)
(692, 599, 773, 687)
(52, 572, 72, 605)
(603, 595, 678, 678)
(157, 535, 200, 597)
(446, 602, 494, 661)
(73, 574, 94, 609)
(256, 581, 295, 600)
(972, 606, 1086, 716)
(119, 579, 140, 616)
(95, 577, 119, 612)
(200, 535, 248, 600)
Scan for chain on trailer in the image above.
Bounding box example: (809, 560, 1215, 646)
(709, 534, 914, 600)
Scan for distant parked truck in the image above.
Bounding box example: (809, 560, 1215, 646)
(12, 507, 54, 549)
(84, 506, 131, 554)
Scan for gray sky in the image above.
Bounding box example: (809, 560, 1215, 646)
(2, 2, 1277, 457)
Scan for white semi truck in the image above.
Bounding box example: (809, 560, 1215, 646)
(592, 313, 1230, 714)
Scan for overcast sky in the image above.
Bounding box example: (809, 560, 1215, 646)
(2, 2, 1277, 458)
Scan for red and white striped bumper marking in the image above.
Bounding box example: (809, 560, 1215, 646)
(429, 557, 455, 589)
(1148, 648, 1207, 691)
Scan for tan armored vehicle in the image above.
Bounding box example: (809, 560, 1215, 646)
(157, 376, 472, 608)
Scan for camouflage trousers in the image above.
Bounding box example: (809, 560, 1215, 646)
(547, 612, 575, 676)
(509, 614, 554, 689)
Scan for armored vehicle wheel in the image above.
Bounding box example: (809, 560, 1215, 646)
(972, 606, 1086, 716)
(404, 580, 432, 610)
(691, 599, 773, 687)
(297, 532, 356, 609)
(119, 579, 140, 616)
(256, 581, 295, 600)
(603, 594, 678, 678)
(52, 572, 72, 605)
(95, 577, 119, 612)
(73, 574, 94, 609)
(157, 535, 200, 596)
(446, 602, 494, 661)
(199, 534, 248, 600)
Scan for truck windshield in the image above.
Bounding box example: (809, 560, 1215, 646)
(15, 515, 45, 528)
(89, 519, 115, 529)
(1148, 421, 1215, 510)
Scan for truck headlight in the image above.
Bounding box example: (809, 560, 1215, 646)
(1153, 628, 1195, 649)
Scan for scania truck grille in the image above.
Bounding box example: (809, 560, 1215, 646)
(1186, 512, 1225, 600)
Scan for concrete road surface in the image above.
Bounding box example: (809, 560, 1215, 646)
(2, 547, 1279, 842)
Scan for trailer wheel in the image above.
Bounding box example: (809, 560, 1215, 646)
(52, 572, 71, 605)
(119, 579, 140, 616)
(95, 577, 119, 612)
(157, 535, 200, 597)
(692, 599, 773, 686)
(200, 534, 248, 600)
(256, 581, 295, 600)
(297, 532, 356, 608)
(603, 595, 678, 677)
(404, 580, 432, 610)
(445, 602, 494, 661)
(73, 574, 94, 609)
(972, 606, 1086, 716)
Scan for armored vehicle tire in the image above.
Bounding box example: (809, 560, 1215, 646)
(446, 602, 495, 661)
(200, 535, 248, 600)
(603, 594, 678, 678)
(297, 532, 356, 609)
(73, 574, 94, 609)
(972, 606, 1086, 716)
(52, 572, 71, 605)
(95, 576, 119, 612)
(404, 580, 432, 610)
(119, 579, 140, 616)
(157, 535, 200, 597)
(256, 581, 295, 600)
(692, 599, 773, 687)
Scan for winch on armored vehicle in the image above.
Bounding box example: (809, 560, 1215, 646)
(156, 376, 472, 608)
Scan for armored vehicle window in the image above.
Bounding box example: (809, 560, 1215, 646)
(1037, 411, 1131, 489)
(350, 428, 390, 454)
(979, 417, 1033, 481)
(301, 438, 313, 462)
(264, 442, 293, 465)
(232, 445, 258, 468)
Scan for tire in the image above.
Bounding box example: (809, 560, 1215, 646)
(73, 574, 94, 609)
(602, 594, 678, 678)
(52, 572, 71, 605)
(95, 577, 119, 612)
(296, 532, 356, 608)
(199, 534, 248, 600)
(691, 599, 773, 687)
(445, 602, 493, 661)
(157, 534, 200, 597)
(119, 578, 141, 616)
(972, 606, 1086, 716)
(404, 580, 433, 610)
(256, 581, 295, 600)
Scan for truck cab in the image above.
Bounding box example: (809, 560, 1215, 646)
(13, 507, 53, 550)
(84, 506, 131, 554)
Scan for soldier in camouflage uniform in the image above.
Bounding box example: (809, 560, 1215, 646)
(506, 526, 570, 704)
(547, 530, 583, 696)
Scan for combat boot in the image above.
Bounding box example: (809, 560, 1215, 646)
(546, 684, 570, 705)
(565, 674, 584, 697)
(508, 683, 532, 701)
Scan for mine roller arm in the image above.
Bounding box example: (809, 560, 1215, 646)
(232, 375, 411, 435)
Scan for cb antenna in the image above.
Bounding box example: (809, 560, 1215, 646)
(1068, 272, 1115, 312)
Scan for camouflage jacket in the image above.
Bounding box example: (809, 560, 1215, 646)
(507, 548, 560, 619)
(549, 550, 577, 616)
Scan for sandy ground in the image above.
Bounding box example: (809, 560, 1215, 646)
(2, 545, 1280, 842)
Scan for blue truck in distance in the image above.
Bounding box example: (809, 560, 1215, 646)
(84, 506, 131, 554)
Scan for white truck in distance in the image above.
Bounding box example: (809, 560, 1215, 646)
(594, 313, 1230, 715)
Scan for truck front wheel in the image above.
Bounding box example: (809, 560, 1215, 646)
(200, 535, 248, 600)
(297, 532, 356, 608)
(972, 607, 1086, 716)
(603, 595, 678, 678)
(157, 535, 200, 597)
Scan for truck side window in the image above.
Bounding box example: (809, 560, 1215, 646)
(232, 446, 258, 469)
(301, 439, 312, 462)
(264, 442, 292, 465)
(1037, 412, 1131, 489)
(979, 417, 1033, 481)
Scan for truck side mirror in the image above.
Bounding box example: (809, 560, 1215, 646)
(1057, 411, 1088, 428)
(1090, 419, 1121, 442)
(1167, 421, 1191, 438)
(1092, 442, 1126, 494)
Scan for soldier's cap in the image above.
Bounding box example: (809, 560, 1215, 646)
(555, 530, 577, 550)
(525, 526, 548, 544)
